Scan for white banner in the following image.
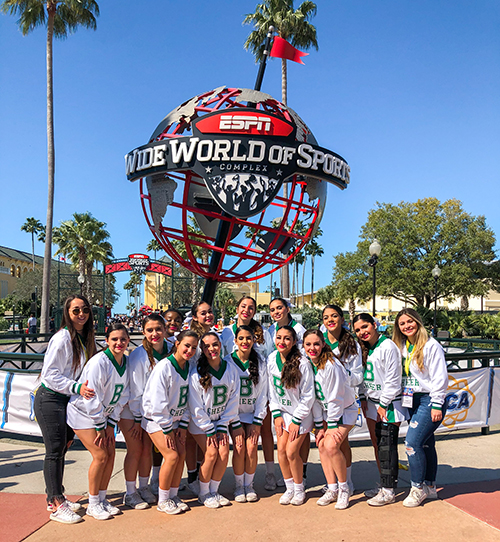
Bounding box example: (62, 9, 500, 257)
(0, 368, 495, 441)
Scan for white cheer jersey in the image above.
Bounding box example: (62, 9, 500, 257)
(220, 323, 274, 360)
(142, 354, 190, 433)
(267, 350, 314, 426)
(402, 336, 448, 407)
(268, 319, 307, 352)
(358, 336, 402, 408)
(323, 333, 364, 389)
(67, 349, 129, 431)
(228, 351, 268, 426)
(188, 355, 240, 436)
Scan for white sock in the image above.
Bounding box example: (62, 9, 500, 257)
(265, 461, 274, 475)
(338, 481, 349, 491)
(126, 481, 136, 495)
(98, 490, 107, 501)
(159, 488, 169, 502)
(284, 477, 294, 491)
(346, 466, 352, 484)
(138, 476, 149, 489)
(89, 494, 99, 506)
(294, 482, 304, 493)
(209, 479, 221, 494)
(151, 466, 161, 483)
(199, 481, 210, 496)
(169, 486, 179, 498)
(234, 474, 244, 487)
(383, 487, 394, 496)
(244, 472, 255, 486)
(328, 483, 338, 492)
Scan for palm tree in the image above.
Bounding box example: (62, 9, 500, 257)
(2, 0, 99, 333)
(21, 217, 44, 270)
(53, 212, 113, 303)
(306, 238, 323, 306)
(244, 1, 318, 298)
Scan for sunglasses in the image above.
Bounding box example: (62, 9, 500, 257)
(71, 307, 91, 315)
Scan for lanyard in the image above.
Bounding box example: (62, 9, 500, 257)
(78, 335, 88, 363)
(404, 340, 414, 376)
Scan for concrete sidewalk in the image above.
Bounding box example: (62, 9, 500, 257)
(1, 426, 499, 541)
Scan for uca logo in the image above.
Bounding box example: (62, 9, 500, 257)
(442, 376, 476, 428)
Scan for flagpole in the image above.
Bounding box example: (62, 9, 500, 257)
(254, 26, 275, 92)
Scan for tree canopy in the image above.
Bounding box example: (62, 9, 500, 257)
(330, 198, 499, 309)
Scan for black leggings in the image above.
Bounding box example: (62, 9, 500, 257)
(34, 386, 75, 503)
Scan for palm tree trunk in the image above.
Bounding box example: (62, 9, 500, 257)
(86, 262, 93, 303)
(301, 257, 306, 307)
(281, 58, 287, 105)
(311, 256, 315, 306)
(31, 232, 35, 271)
(349, 298, 356, 325)
(40, 9, 56, 333)
(291, 258, 296, 305)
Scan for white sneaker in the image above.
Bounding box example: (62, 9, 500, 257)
(335, 487, 350, 510)
(86, 502, 111, 520)
(149, 480, 159, 497)
(101, 499, 121, 515)
(291, 490, 306, 506)
(172, 495, 190, 511)
(276, 477, 285, 487)
(264, 473, 277, 491)
(47, 499, 82, 512)
(367, 488, 395, 507)
(214, 492, 231, 506)
(187, 480, 200, 496)
(198, 492, 220, 509)
(157, 499, 182, 515)
(234, 485, 246, 503)
(317, 488, 338, 506)
(49, 502, 83, 524)
(138, 486, 157, 504)
(123, 491, 149, 510)
(403, 486, 428, 508)
(279, 489, 295, 505)
(424, 483, 438, 500)
(364, 485, 380, 498)
(245, 483, 258, 502)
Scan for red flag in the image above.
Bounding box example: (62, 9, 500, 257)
(270, 36, 308, 65)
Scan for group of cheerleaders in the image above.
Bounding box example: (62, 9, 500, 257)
(35, 293, 449, 524)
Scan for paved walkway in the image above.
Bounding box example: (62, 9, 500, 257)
(1, 426, 499, 541)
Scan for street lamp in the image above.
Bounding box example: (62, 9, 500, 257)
(368, 239, 381, 317)
(432, 265, 441, 337)
(77, 274, 85, 295)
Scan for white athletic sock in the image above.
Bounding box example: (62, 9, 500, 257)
(346, 466, 352, 484)
(328, 483, 338, 492)
(169, 486, 179, 498)
(89, 494, 100, 506)
(138, 476, 149, 489)
(244, 472, 255, 486)
(265, 461, 274, 475)
(159, 488, 169, 502)
(294, 482, 304, 493)
(338, 481, 349, 491)
(209, 479, 221, 494)
(151, 466, 161, 482)
(284, 477, 294, 491)
(199, 481, 210, 496)
(126, 481, 136, 495)
(234, 474, 244, 487)
(98, 490, 107, 501)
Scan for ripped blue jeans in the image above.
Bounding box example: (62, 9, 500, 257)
(405, 393, 447, 487)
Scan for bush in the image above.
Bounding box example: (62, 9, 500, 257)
(0, 317, 9, 331)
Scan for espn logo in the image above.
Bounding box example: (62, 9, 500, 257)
(219, 115, 272, 132)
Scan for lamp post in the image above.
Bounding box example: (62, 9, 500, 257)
(368, 239, 381, 317)
(432, 265, 441, 337)
(77, 274, 85, 296)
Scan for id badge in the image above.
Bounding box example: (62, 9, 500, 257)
(402, 387, 413, 408)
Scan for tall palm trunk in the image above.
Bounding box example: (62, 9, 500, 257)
(31, 232, 35, 271)
(40, 7, 56, 333)
(86, 262, 94, 303)
(311, 255, 315, 305)
(301, 256, 307, 307)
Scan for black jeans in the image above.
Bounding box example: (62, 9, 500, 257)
(34, 386, 75, 503)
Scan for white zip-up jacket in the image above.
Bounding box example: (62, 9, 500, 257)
(402, 337, 448, 407)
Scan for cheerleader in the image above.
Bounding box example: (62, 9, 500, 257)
(268, 325, 315, 506)
(142, 330, 199, 515)
(220, 296, 274, 359)
(228, 325, 268, 503)
(392, 308, 448, 507)
(188, 332, 240, 508)
(163, 309, 183, 348)
(119, 313, 168, 510)
(67, 323, 130, 520)
(353, 313, 406, 506)
(268, 297, 306, 350)
(322, 304, 363, 495)
(304, 330, 357, 509)
(34, 294, 96, 524)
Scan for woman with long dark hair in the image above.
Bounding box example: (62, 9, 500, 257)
(34, 294, 96, 524)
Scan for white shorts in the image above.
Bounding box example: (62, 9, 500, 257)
(67, 403, 97, 431)
(280, 412, 313, 435)
(339, 401, 359, 426)
(120, 404, 134, 421)
(142, 418, 182, 434)
(364, 398, 407, 423)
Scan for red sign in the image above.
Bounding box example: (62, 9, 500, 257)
(195, 110, 294, 137)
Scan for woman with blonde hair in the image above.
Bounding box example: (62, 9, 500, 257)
(393, 308, 448, 507)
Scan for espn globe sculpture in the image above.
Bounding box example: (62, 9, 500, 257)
(125, 86, 349, 302)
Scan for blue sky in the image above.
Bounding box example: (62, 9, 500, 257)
(1, 0, 499, 313)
